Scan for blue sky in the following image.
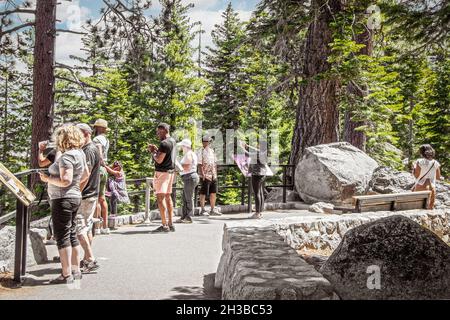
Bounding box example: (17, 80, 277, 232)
(52, 0, 260, 65)
(78, 0, 259, 14)
(0, 0, 259, 67)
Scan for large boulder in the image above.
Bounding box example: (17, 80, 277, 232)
(295, 142, 378, 204)
(265, 187, 301, 203)
(369, 166, 450, 208)
(29, 228, 48, 264)
(320, 215, 450, 300)
(435, 182, 450, 208)
(0, 226, 36, 272)
(368, 166, 415, 194)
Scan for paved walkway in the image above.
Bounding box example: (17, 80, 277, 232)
(0, 210, 313, 300)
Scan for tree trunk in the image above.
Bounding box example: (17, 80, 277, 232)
(31, 0, 56, 172)
(3, 75, 8, 163)
(289, 0, 342, 167)
(343, 29, 373, 151)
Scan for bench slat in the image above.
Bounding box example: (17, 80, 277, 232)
(353, 191, 431, 213)
(358, 200, 427, 213)
(353, 191, 430, 205)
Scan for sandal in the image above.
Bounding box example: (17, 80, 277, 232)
(49, 273, 74, 284)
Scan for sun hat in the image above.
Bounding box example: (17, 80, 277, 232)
(177, 139, 192, 149)
(76, 123, 93, 134)
(93, 119, 108, 129)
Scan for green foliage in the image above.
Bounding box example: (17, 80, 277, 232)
(0, 0, 448, 219)
(146, 0, 208, 132)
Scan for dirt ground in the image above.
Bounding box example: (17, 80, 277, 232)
(0, 272, 16, 291)
(297, 247, 334, 257)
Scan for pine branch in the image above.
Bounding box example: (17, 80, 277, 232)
(0, 8, 36, 16)
(55, 74, 107, 95)
(0, 22, 35, 37)
(55, 29, 87, 35)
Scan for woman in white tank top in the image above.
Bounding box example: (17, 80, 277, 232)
(175, 139, 199, 223)
(412, 144, 442, 209)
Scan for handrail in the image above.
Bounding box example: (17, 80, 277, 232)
(0, 211, 16, 224)
(1, 163, 295, 222)
(14, 168, 46, 178)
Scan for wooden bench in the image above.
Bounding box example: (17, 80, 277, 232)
(352, 191, 431, 213)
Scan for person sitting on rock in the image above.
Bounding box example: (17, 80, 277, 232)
(412, 144, 443, 209)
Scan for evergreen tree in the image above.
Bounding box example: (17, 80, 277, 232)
(417, 52, 450, 176)
(145, 0, 208, 135)
(204, 3, 246, 131)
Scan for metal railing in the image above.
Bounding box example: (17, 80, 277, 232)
(0, 164, 294, 283)
(125, 164, 295, 216)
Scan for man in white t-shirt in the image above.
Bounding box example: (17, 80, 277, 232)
(93, 119, 110, 235)
(412, 144, 442, 209)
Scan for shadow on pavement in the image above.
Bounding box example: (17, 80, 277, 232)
(166, 273, 221, 300)
(27, 267, 60, 277)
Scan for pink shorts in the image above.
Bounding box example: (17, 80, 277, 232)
(153, 171, 175, 194)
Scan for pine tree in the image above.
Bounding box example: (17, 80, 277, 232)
(204, 3, 246, 131)
(417, 51, 450, 176)
(146, 0, 208, 133)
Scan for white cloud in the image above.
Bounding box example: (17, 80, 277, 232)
(54, 1, 91, 66)
(182, 0, 221, 10)
(55, 32, 85, 66)
(57, 0, 91, 32)
(55, 2, 253, 67)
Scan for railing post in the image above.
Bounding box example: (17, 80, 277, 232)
(247, 177, 252, 213)
(171, 176, 177, 215)
(144, 177, 152, 222)
(14, 200, 25, 283)
(282, 166, 287, 204)
(21, 205, 29, 276)
(240, 175, 245, 206)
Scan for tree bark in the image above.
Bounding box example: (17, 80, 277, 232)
(289, 0, 342, 167)
(31, 0, 56, 171)
(3, 74, 8, 163)
(343, 29, 373, 151)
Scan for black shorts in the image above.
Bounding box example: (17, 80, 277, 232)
(199, 178, 217, 195)
(50, 198, 81, 250)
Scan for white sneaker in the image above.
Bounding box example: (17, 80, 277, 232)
(210, 208, 222, 216)
(95, 229, 101, 236)
(101, 228, 110, 235)
(199, 209, 210, 216)
(250, 213, 262, 219)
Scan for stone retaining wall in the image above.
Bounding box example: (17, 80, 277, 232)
(214, 222, 338, 300)
(274, 209, 450, 251)
(215, 209, 449, 300)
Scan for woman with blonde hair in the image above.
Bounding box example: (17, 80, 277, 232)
(39, 125, 89, 284)
(412, 144, 443, 209)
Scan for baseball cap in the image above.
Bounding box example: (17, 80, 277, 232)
(77, 123, 93, 133)
(157, 123, 170, 132)
(177, 139, 192, 148)
(202, 135, 213, 142)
